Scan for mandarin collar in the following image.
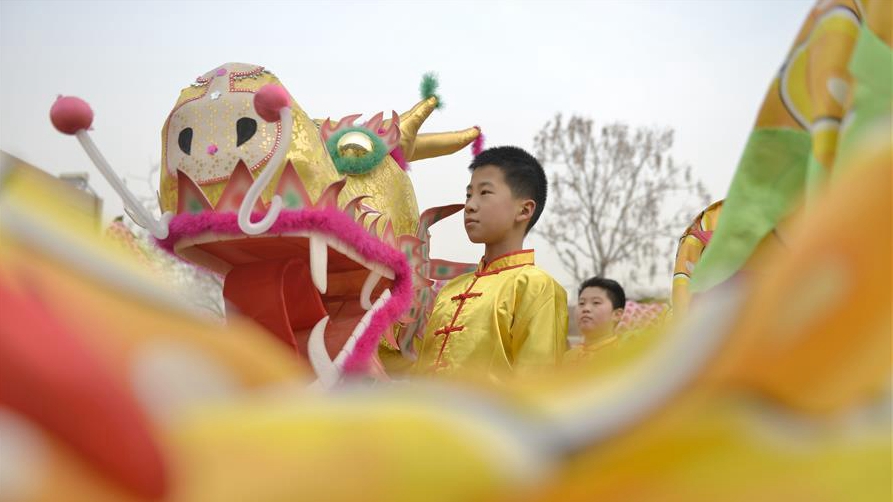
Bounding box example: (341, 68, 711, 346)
(476, 249, 535, 276)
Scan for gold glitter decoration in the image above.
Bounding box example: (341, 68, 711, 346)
(160, 63, 479, 241)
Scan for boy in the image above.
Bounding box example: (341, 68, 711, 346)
(566, 277, 626, 360)
(413, 146, 568, 379)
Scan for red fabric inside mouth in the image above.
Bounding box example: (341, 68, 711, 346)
(223, 257, 327, 353)
(165, 207, 413, 372)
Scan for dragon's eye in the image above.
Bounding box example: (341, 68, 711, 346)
(236, 117, 257, 147)
(336, 131, 374, 158)
(325, 127, 387, 175)
(178, 127, 193, 155)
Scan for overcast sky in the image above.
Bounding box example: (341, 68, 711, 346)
(0, 0, 813, 295)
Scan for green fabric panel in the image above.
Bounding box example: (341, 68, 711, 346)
(691, 128, 812, 292)
(850, 23, 891, 98)
(804, 152, 827, 209)
(834, 23, 893, 171)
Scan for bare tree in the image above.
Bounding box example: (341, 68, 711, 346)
(117, 165, 226, 320)
(533, 114, 710, 288)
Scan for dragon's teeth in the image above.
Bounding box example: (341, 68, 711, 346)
(309, 234, 328, 294)
(360, 270, 383, 310)
(371, 263, 395, 281)
(334, 288, 392, 368)
(307, 316, 340, 386)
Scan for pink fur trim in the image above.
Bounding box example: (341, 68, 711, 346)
(389, 146, 409, 171)
(156, 208, 412, 375)
(472, 126, 485, 157)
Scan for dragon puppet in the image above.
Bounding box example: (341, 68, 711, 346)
(49, 64, 480, 383)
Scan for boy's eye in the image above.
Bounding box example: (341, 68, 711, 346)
(481, 190, 492, 195)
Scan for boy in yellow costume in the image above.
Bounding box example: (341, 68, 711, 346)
(565, 277, 626, 362)
(413, 147, 568, 379)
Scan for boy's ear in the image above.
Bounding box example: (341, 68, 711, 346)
(611, 308, 624, 325)
(516, 199, 536, 224)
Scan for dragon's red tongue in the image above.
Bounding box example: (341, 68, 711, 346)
(223, 257, 326, 352)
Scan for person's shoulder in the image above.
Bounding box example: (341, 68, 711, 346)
(433, 272, 475, 298)
(445, 270, 476, 286)
(516, 264, 560, 283)
(515, 266, 566, 296)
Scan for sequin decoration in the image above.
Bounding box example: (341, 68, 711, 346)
(162, 63, 288, 186)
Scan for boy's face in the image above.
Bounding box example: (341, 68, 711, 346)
(576, 286, 622, 336)
(464, 165, 528, 244)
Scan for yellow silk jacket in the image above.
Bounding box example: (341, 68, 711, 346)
(413, 250, 568, 380)
(564, 334, 620, 365)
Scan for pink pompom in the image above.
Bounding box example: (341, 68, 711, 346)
(472, 126, 485, 157)
(50, 96, 93, 135)
(254, 84, 290, 122)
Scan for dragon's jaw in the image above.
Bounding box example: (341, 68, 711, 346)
(157, 166, 419, 383)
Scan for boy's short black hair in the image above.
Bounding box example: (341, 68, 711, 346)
(469, 146, 547, 233)
(578, 277, 626, 310)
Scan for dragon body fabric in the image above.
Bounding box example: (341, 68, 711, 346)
(151, 63, 479, 378)
(689, 0, 891, 292)
(0, 1, 889, 500)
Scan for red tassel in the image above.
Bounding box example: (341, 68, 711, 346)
(472, 126, 485, 157)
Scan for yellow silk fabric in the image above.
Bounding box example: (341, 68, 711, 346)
(672, 200, 723, 314)
(413, 250, 568, 380)
(564, 334, 620, 365)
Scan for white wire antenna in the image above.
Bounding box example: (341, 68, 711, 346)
(51, 96, 172, 239)
(237, 84, 293, 235)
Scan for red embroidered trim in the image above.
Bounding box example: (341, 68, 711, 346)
(488, 248, 534, 262)
(164, 65, 283, 186)
(162, 86, 210, 176)
(450, 292, 482, 301)
(433, 275, 482, 367)
(475, 263, 531, 277)
(477, 249, 534, 275)
(434, 325, 464, 336)
(196, 121, 281, 186)
(229, 66, 266, 93)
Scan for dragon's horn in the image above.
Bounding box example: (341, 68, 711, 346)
(409, 127, 481, 162)
(386, 96, 438, 160)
